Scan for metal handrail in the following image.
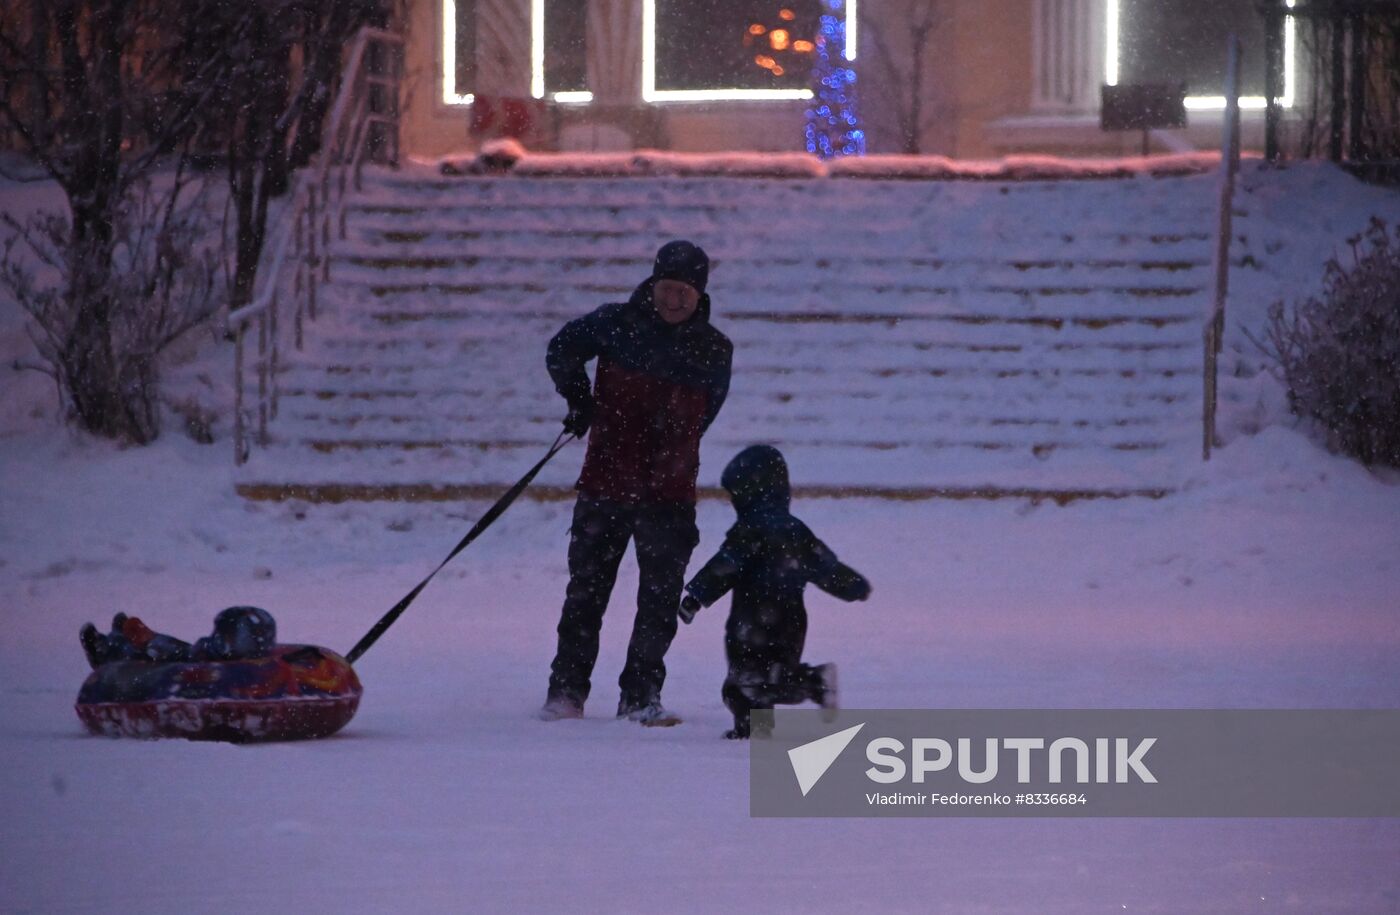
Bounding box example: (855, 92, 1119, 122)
(1203, 35, 1242, 461)
(229, 26, 403, 465)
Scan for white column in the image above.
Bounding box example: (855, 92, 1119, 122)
(1031, 0, 1106, 113)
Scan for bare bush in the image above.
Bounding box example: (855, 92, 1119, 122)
(0, 0, 250, 443)
(1, 174, 220, 444)
(1259, 218, 1400, 467)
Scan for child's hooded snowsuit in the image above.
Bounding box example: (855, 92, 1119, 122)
(684, 445, 869, 732)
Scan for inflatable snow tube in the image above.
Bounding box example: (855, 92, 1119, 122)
(75, 645, 362, 742)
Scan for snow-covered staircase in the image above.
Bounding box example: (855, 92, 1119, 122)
(236, 167, 1215, 503)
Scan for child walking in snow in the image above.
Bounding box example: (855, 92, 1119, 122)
(679, 445, 871, 739)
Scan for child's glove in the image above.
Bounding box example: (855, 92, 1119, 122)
(678, 594, 702, 625)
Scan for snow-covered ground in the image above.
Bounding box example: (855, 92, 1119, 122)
(2, 160, 1400, 913)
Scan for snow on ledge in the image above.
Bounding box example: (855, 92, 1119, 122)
(432, 148, 1240, 181)
(831, 151, 1253, 180)
(512, 150, 826, 179)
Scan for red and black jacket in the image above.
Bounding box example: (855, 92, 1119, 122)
(547, 278, 733, 505)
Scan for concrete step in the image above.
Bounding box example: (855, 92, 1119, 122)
(275, 377, 1196, 413)
(280, 410, 1181, 442)
(235, 480, 1172, 505)
(339, 224, 1217, 260)
(235, 169, 1223, 502)
(301, 318, 1200, 353)
(276, 362, 1199, 397)
(305, 335, 1194, 358)
(350, 173, 1216, 223)
(330, 250, 1209, 276)
(340, 307, 1201, 337)
(233, 434, 1191, 501)
(281, 336, 1197, 375)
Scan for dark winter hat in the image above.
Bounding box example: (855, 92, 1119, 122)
(721, 444, 791, 515)
(205, 606, 277, 660)
(652, 240, 709, 294)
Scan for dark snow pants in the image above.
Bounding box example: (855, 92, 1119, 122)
(722, 628, 824, 736)
(547, 496, 699, 710)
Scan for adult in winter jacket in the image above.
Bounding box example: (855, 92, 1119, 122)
(539, 240, 733, 726)
(680, 445, 871, 738)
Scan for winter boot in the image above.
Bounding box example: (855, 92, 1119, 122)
(80, 623, 111, 669)
(140, 634, 193, 664)
(537, 695, 585, 721)
(618, 699, 682, 728)
(114, 614, 157, 654)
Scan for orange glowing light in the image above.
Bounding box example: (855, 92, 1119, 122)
(779, 8, 795, 21)
(769, 29, 790, 50)
(754, 54, 776, 69)
(770, 65, 785, 76)
(749, 23, 766, 35)
(792, 39, 814, 53)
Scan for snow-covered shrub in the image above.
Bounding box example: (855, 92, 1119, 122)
(1260, 218, 1400, 467)
(0, 176, 220, 445)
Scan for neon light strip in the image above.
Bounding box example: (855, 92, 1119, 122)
(1282, 0, 1296, 106)
(643, 0, 853, 102)
(645, 88, 814, 102)
(1105, 0, 1295, 110)
(442, 0, 474, 105)
(531, 0, 545, 99)
(845, 0, 858, 62)
(642, 0, 656, 100)
(1105, 0, 1119, 87)
(553, 91, 594, 104)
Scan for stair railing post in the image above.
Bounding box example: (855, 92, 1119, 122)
(1205, 34, 1242, 462)
(234, 321, 246, 465)
(270, 290, 280, 421)
(307, 184, 320, 319)
(257, 311, 269, 446)
(294, 259, 305, 350)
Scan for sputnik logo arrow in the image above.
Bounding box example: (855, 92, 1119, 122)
(787, 723, 865, 796)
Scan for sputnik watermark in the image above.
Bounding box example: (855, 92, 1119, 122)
(750, 709, 1400, 817)
(863, 735, 1157, 784)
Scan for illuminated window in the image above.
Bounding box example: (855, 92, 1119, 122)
(1107, 0, 1296, 110)
(543, 0, 589, 100)
(645, 0, 856, 102)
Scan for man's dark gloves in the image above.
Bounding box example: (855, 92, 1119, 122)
(563, 397, 593, 437)
(679, 594, 702, 625)
(850, 576, 872, 602)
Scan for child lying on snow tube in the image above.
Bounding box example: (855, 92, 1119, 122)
(76, 607, 361, 743)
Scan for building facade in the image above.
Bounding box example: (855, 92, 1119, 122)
(393, 0, 1301, 159)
